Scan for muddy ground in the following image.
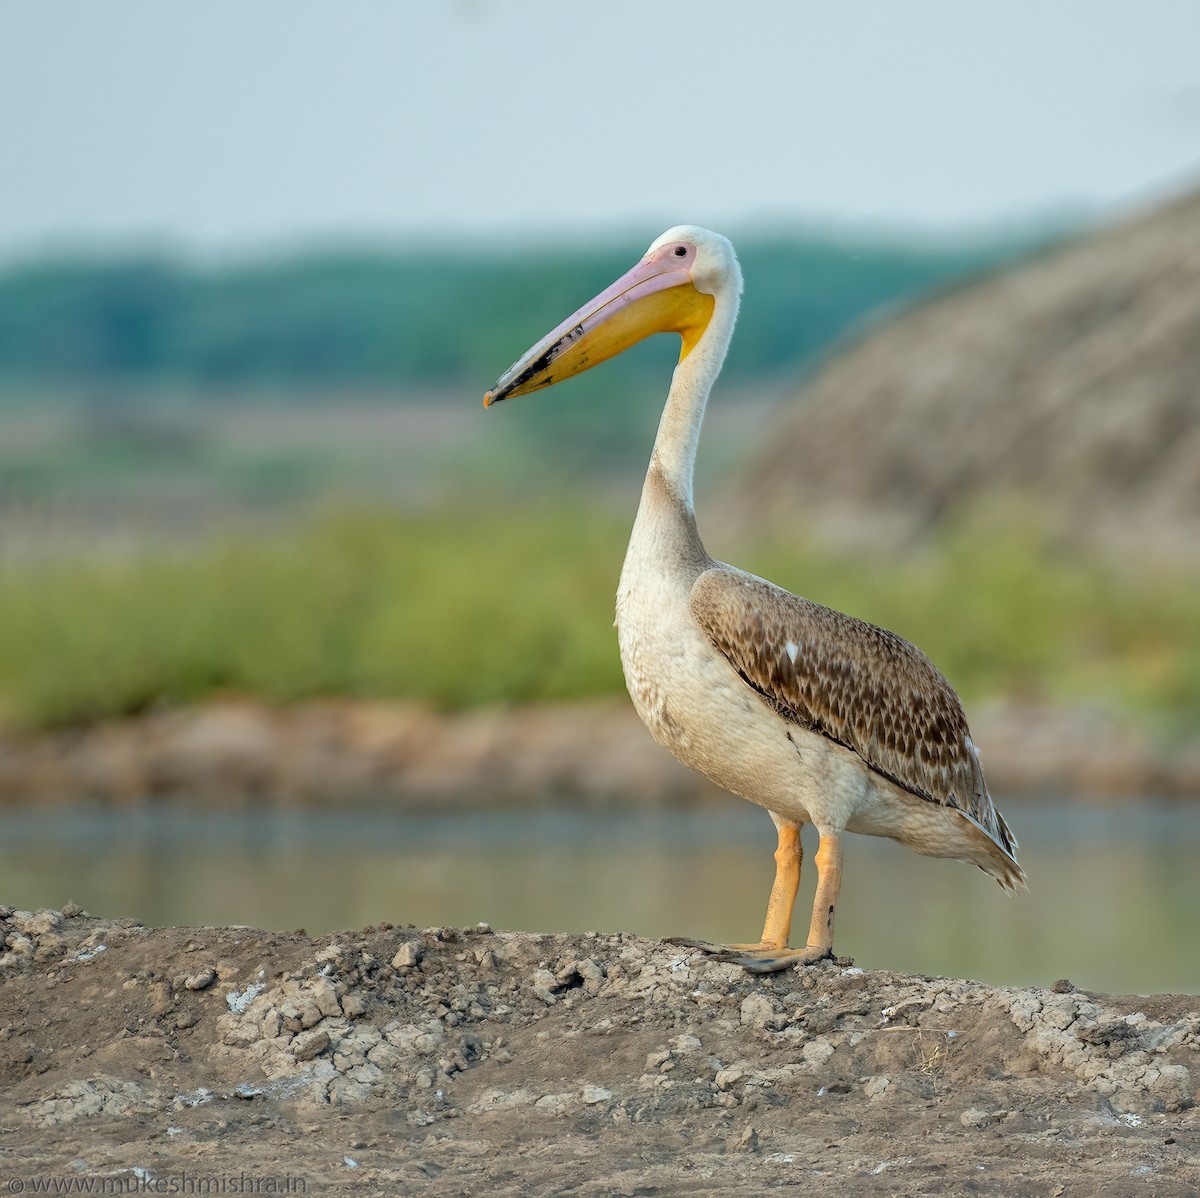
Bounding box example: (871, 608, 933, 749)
(0, 907, 1197, 1196)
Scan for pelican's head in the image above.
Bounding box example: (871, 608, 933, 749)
(484, 226, 741, 406)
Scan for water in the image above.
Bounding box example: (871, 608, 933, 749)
(1, 801, 1197, 996)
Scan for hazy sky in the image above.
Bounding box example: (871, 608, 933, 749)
(2, 1, 1199, 259)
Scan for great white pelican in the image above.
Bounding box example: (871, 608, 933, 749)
(484, 226, 1023, 972)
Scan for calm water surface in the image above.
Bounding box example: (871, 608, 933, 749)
(2, 801, 1197, 996)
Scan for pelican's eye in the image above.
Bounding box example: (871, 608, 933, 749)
(673, 245, 688, 258)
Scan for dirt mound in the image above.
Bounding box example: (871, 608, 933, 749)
(2, 906, 1197, 1194)
(726, 188, 1200, 564)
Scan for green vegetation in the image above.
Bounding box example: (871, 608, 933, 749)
(0, 509, 1195, 731)
(0, 509, 624, 728)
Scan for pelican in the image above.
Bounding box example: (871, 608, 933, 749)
(484, 226, 1024, 972)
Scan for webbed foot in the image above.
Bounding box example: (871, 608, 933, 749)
(664, 937, 835, 974)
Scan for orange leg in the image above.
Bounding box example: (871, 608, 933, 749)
(667, 823, 844, 974)
(758, 820, 803, 948)
(802, 832, 843, 958)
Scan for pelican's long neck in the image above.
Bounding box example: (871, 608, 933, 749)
(652, 294, 734, 511)
(625, 287, 738, 583)
(645, 287, 738, 514)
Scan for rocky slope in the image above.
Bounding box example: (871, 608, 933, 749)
(726, 188, 1200, 565)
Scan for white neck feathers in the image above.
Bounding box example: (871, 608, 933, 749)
(648, 288, 739, 511)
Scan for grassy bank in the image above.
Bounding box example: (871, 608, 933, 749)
(0, 507, 1197, 730)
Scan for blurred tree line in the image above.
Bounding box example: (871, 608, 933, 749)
(0, 233, 1031, 396)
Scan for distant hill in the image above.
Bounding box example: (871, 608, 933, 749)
(723, 189, 1200, 566)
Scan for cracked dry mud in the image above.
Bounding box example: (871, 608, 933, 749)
(1, 906, 1197, 1195)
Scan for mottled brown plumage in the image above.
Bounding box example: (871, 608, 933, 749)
(690, 567, 1017, 859)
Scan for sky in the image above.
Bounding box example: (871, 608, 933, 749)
(2, 1, 1199, 260)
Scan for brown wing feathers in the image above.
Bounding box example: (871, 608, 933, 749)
(689, 567, 1016, 856)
